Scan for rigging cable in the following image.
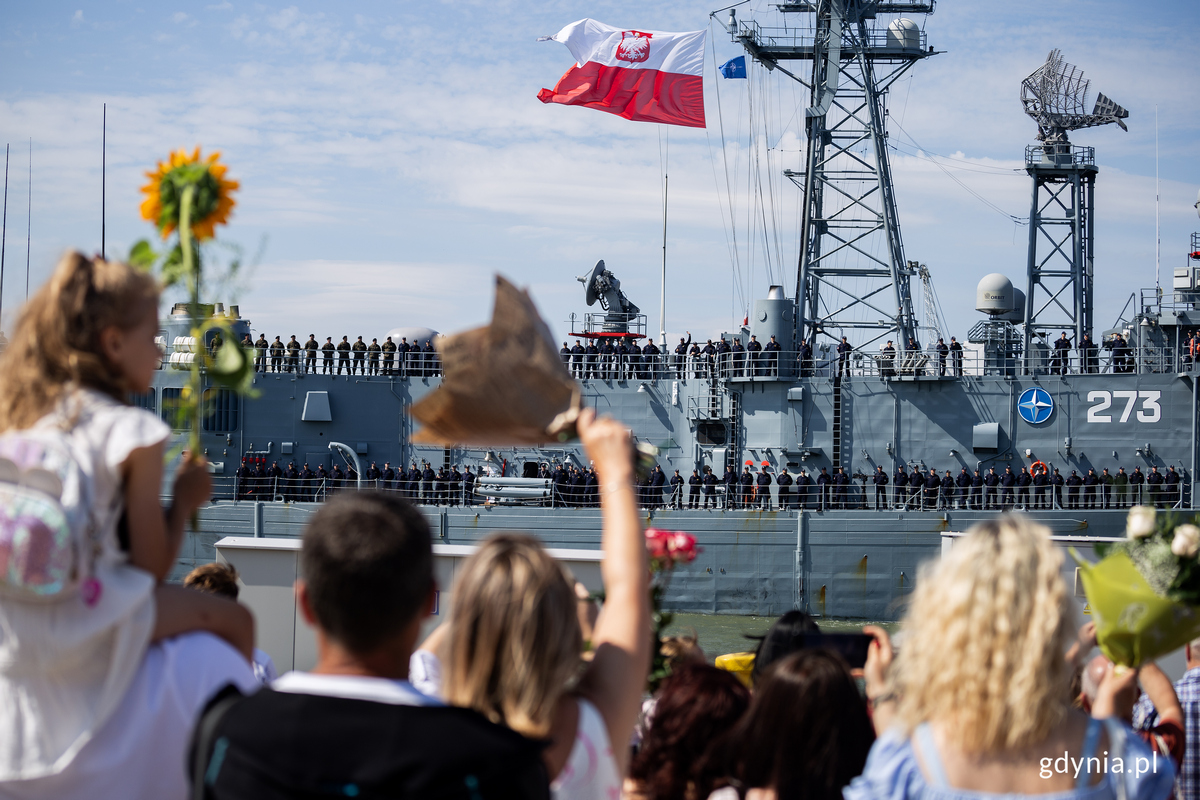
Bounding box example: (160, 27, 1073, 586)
(707, 20, 748, 326)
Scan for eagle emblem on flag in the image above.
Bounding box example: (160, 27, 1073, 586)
(615, 30, 652, 63)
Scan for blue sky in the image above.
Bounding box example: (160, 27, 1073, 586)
(1, 0, 1197, 346)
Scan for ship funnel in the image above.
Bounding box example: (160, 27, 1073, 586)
(767, 285, 785, 300)
(976, 273, 1014, 316)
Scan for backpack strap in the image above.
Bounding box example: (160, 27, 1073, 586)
(190, 684, 247, 800)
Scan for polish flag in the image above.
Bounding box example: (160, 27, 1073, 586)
(537, 19, 705, 129)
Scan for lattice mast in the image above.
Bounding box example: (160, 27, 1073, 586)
(1019, 49, 1128, 360)
(725, 0, 938, 354)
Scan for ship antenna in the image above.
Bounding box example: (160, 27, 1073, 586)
(101, 103, 106, 260)
(1155, 104, 1160, 298)
(659, 127, 668, 347)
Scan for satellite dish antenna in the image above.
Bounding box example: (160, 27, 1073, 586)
(1021, 49, 1128, 144)
(578, 260, 606, 307)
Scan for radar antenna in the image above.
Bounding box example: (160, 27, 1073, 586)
(577, 260, 641, 334)
(1020, 49, 1128, 145)
(1019, 50, 1129, 367)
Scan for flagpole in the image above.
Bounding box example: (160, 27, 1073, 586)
(659, 131, 668, 349)
(101, 103, 106, 260)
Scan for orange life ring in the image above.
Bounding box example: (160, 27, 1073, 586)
(1030, 460, 1048, 477)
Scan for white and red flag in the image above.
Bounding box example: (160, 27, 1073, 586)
(537, 19, 706, 129)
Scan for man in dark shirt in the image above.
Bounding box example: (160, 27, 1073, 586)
(1083, 468, 1100, 509)
(1166, 466, 1181, 508)
(1065, 469, 1083, 509)
(570, 340, 585, 378)
(983, 467, 1000, 510)
(1000, 467, 1016, 509)
(421, 462, 435, 503)
(286, 335, 301, 373)
(381, 337, 397, 376)
(254, 334, 269, 372)
(269, 336, 285, 373)
(836, 336, 852, 378)
(462, 466, 476, 506)
(680, 470, 695, 509)
(367, 338, 382, 376)
(670, 470, 685, 509)
(797, 339, 812, 378)
(909, 466, 924, 510)
(777, 469, 793, 509)
(940, 470, 955, 510)
(745, 336, 762, 378)
(893, 466, 908, 510)
(755, 467, 773, 510)
(795, 469, 811, 510)
(673, 334, 691, 379)
(352, 336, 368, 375)
(949, 336, 964, 377)
(732, 338, 747, 378)
(189, 493, 550, 799)
(739, 467, 755, 509)
(303, 334, 319, 374)
(816, 467, 832, 510)
(1053, 332, 1071, 375)
(935, 338, 949, 377)
(1051, 468, 1065, 509)
(723, 466, 738, 509)
(1017, 467, 1032, 508)
(873, 466, 889, 510)
(833, 467, 850, 510)
(956, 468, 971, 510)
(702, 467, 718, 509)
(559, 341, 571, 370)
(880, 341, 896, 379)
(763, 335, 782, 377)
(1147, 465, 1165, 508)
(970, 469, 984, 510)
(1130, 466, 1145, 506)
(584, 340, 599, 380)
(924, 468, 939, 510)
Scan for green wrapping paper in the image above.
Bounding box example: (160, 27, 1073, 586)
(1072, 548, 1200, 667)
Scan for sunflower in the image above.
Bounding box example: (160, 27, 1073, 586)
(140, 147, 238, 240)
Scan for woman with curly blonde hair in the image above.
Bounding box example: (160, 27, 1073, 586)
(847, 516, 1175, 800)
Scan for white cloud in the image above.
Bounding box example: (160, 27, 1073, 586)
(70, 10, 83, 28)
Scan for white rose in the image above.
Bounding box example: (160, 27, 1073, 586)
(1126, 506, 1157, 539)
(1172, 524, 1200, 558)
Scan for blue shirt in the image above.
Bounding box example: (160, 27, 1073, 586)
(1136, 665, 1200, 800)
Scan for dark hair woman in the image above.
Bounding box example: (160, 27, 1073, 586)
(625, 664, 751, 800)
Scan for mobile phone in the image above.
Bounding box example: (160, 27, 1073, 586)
(794, 632, 873, 668)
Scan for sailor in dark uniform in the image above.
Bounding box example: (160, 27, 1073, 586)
(1083, 468, 1099, 509)
(650, 465, 667, 509)
(970, 469, 984, 510)
(1100, 467, 1113, 509)
(1129, 466, 1145, 505)
(584, 340, 599, 380)
(1147, 465, 1164, 508)
(367, 338, 382, 376)
(642, 340, 661, 379)
(732, 338, 746, 378)
(1051, 468, 1065, 509)
(397, 338, 411, 378)
(671, 469, 685, 509)
(739, 467, 754, 509)
(949, 336, 964, 376)
(463, 466, 476, 506)
(304, 334, 319, 373)
(755, 467, 773, 510)
(284, 461, 299, 502)
(1052, 332, 1071, 375)
(571, 340, 585, 378)
(795, 469, 811, 510)
(745, 336, 761, 377)
(627, 337, 643, 380)
(833, 467, 850, 509)
(715, 337, 731, 378)
(702, 467, 718, 509)
(893, 466, 908, 510)
(924, 468, 939, 510)
(1000, 467, 1016, 509)
(880, 341, 896, 378)
(381, 462, 396, 492)
(764, 335, 782, 377)
(688, 340, 702, 379)
(836, 337, 852, 378)
(422, 340, 437, 377)
(1080, 334, 1098, 374)
(1166, 466, 1181, 508)
(421, 462, 435, 503)
(956, 468, 972, 510)
(365, 461, 381, 488)
(674, 334, 691, 379)
(873, 466, 889, 510)
(940, 471, 955, 510)
(599, 339, 615, 380)
(817, 467, 832, 510)
(797, 339, 812, 378)
(614, 339, 630, 381)
(1017, 467, 1032, 508)
(560, 342, 571, 369)
(723, 465, 737, 509)
(329, 464, 344, 494)
(983, 467, 1000, 510)
(909, 466, 925, 509)
(777, 469, 793, 509)
(1032, 466, 1049, 509)
(702, 340, 718, 379)
(235, 458, 252, 500)
(449, 466, 463, 507)
(1065, 469, 1083, 509)
(935, 338, 949, 377)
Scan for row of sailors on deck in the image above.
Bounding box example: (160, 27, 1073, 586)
(559, 333, 787, 380)
(239, 334, 441, 376)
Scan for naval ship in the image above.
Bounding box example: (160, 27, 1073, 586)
(164, 1, 1200, 621)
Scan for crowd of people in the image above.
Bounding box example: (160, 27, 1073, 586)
(235, 333, 442, 377)
(1, 252, 1197, 800)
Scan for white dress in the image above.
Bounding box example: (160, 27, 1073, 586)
(550, 698, 622, 800)
(0, 390, 170, 781)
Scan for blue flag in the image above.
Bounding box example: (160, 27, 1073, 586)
(720, 56, 746, 79)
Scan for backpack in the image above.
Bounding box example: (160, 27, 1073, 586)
(0, 426, 100, 605)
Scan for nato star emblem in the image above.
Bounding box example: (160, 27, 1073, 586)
(1017, 387, 1054, 425)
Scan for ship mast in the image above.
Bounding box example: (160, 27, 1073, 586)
(724, 0, 937, 353)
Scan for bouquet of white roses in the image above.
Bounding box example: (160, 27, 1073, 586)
(1074, 506, 1200, 666)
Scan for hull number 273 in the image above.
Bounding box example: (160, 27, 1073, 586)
(1087, 390, 1162, 423)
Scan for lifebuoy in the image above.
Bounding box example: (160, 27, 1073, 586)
(1030, 460, 1048, 477)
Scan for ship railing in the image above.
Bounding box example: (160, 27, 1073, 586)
(239, 349, 443, 378)
(204, 475, 1191, 511)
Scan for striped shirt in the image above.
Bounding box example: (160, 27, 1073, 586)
(1136, 666, 1200, 800)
